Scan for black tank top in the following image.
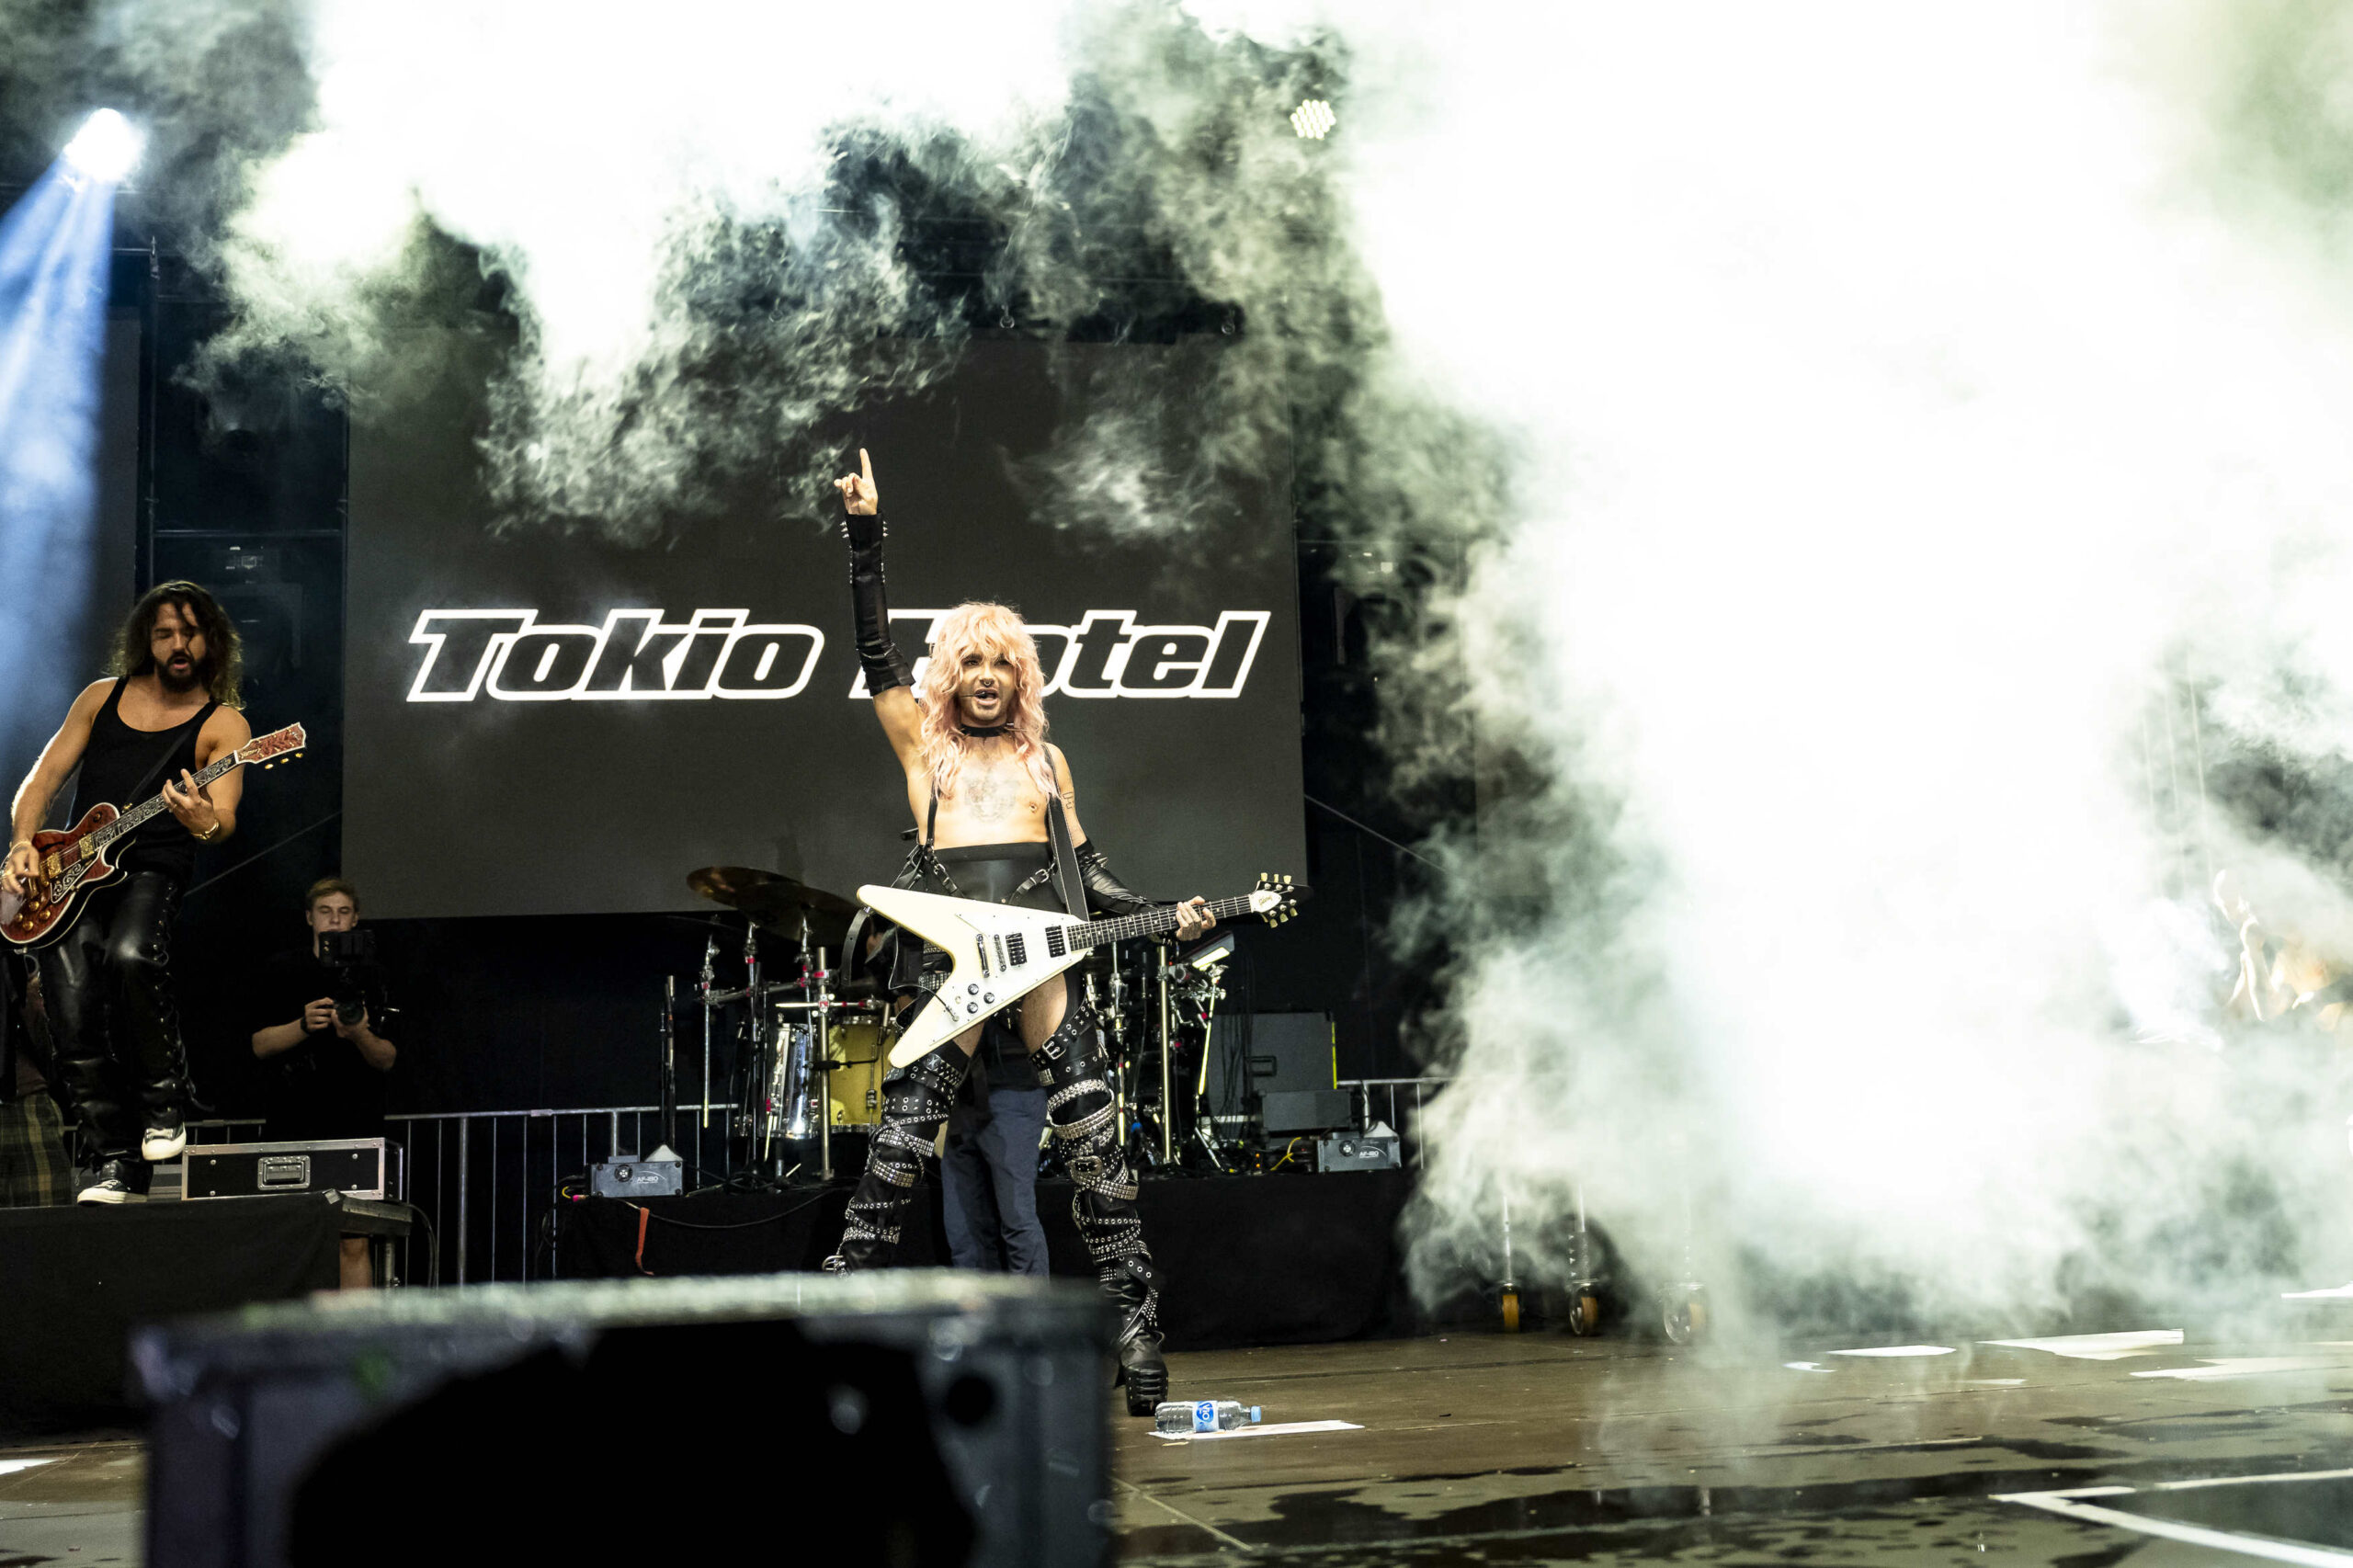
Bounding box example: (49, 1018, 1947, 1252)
(72, 679, 219, 881)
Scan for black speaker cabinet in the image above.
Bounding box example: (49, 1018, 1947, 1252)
(1203, 1011, 1335, 1113)
(132, 1273, 1110, 1568)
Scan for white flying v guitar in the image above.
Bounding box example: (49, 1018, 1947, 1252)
(865, 872, 1310, 1067)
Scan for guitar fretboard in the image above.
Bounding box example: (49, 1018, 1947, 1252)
(1067, 895, 1263, 950)
(90, 748, 246, 850)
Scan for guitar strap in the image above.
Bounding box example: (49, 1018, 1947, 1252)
(116, 696, 220, 832)
(1045, 794, 1086, 918)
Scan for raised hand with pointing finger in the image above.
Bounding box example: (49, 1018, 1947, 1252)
(836, 447, 879, 517)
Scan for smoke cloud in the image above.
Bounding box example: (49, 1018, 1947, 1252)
(1355, 4, 2353, 1332)
(16, 0, 2353, 1335)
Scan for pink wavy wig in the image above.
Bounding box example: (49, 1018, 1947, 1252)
(916, 601, 1055, 801)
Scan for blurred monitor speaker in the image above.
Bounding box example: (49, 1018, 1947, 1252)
(1263, 1088, 1352, 1134)
(136, 1275, 1106, 1568)
(1203, 1011, 1335, 1113)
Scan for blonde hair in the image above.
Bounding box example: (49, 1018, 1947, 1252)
(915, 602, 1055, 801)
(305, 877, 359, 912)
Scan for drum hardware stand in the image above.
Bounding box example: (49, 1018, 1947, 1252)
(804, 941, 835, 1183)
(744, 917, 773, 1163)
(1190, 960, 1229, 1172)
(1156, 936, 1176, 1165)
(698, 936, 717, 1131)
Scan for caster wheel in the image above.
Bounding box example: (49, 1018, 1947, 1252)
(1564, 1291, 1602, 1336)
(1662, 1294, 1707, 1346)
(1500, 1290, 1520, 1332)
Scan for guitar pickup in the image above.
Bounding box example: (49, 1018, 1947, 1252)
(1005, 933, 1027, 967)
(1045, 926, 1068, 959)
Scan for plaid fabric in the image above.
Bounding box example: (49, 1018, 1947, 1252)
(0, 1092, 76, 1207)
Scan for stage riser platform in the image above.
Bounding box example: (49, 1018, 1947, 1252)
(558, 1169, 1415, 1351)
(0, 1196, 345, 1432)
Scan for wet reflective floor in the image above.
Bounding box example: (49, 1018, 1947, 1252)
(12, 1328, 2353, 1564)
(1113, 1330, 2353, 1564)
(0, 1435, 142, 1566)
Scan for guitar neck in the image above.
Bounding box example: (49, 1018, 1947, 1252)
(94, 751, 244, 846)
(1068, 894, 1261, 950)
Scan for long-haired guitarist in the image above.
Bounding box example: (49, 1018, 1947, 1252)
(0, 583, 250, 1203)
(829, 448, 1213, 1415)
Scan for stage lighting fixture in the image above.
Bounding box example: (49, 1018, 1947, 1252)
(63, 109, 142, 185)
(1290, 99, 1336, 141)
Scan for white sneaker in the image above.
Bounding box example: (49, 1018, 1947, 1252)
(77, 1170, 138, 1205)
(142, 1125, 186, 1162)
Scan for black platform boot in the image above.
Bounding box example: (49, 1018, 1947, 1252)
(824, 1036, 972, 1272)
(1033, 1001, 1167, 1416)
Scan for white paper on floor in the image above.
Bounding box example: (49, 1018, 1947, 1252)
(1825, 1346, 1956, 1358)
(1783, 1361, 1831, 1372)
(1151, 1420, 1363, 1442)
(2282, 1281, 2353, 1301)
(2129, 1358, 2334, 1381)
(1965, 1379, 2029, 1386)
(1982, 1331, 2183, 1360)
(0, 1460, 55, 1477)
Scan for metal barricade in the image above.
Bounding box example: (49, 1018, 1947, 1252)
(188, 1106, 741, 1285)
(1335, 1075, 1450, 1166)
(185, 1085, 1447, 1283)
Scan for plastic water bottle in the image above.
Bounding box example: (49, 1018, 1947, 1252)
(1154, 1400, 1262, 1435)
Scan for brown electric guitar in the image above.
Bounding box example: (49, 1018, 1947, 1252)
(1, 722, 307, 951)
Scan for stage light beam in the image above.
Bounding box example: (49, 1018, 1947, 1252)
(63, 109, 143, 185)
(0, 153, 121, 772)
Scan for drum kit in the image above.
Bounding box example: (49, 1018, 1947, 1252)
(664, 865, 881, 1184)
(662, 863, 1240, 1187)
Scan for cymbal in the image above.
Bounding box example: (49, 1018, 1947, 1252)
(688, 866, 859, 915)
(687, 866, 858, 946)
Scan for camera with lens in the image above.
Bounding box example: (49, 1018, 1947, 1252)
(315, 928, 384, 1028)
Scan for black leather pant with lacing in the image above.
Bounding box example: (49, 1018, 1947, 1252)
(826, 969, 1168, 1414)
(37, 871, 190, 1161)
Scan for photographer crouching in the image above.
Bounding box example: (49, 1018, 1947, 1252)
(250, 877, 396, 1288)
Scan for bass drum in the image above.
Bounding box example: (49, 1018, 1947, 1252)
(827, 1009, 891, 1127)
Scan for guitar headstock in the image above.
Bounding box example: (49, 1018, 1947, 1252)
(238, 722, 308, 770)
(1247, 872, 1311, 926)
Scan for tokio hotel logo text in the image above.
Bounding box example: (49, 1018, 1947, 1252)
(405, 608, 1270, 703)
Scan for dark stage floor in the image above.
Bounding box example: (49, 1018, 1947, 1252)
(1115, 1328, 2353, 1564)
(15, 1326, 2353, 1564)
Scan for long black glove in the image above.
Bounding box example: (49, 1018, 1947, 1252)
(1074, 842, 1162, 917)
(845, 511, 915, 696)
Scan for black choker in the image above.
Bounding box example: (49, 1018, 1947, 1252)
(959, 722, 1009, 739)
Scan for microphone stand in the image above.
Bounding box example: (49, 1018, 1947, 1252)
(660, 973, 676, 1154)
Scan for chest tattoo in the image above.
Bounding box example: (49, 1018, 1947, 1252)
(962, 756, 1019, 824)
